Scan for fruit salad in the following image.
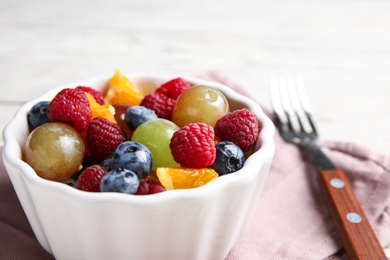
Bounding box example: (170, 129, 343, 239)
(23, 69, 261, 195)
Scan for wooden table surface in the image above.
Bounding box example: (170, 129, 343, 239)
(1, 0, 389, 255)
(1, 0, 389, 157)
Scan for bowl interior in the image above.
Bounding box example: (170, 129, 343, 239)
(3, 72, 275, 203)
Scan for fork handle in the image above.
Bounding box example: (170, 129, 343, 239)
(317, 169, 387, 259)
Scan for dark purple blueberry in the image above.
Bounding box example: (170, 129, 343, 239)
(101, 141, 152, 179)
(27, 101, 51, 130)
(212, 141, 245, 176)
(100, 168, 139, 194)
(125, 106, 157, 131)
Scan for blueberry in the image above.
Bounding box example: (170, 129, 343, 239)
(212, 141, 245, 176)
(27, 101, 51, 130)
(125, 106, 157, 131)
(100, 168, 139, 194)
(101, 141, 152, 179)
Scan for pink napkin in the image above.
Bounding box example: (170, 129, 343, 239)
(0, 147, 55, 260)
(202, 71, 390, 259)
(1, 72, 390, 259)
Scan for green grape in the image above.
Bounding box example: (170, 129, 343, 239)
(172, 85, 229, 127)
(131, 118, 180, 171)
(24, 122, 85, 181)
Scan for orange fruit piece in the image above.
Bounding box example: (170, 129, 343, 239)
(86, 93, 117, 124)
(104, 69, 144, 106)
(156, 167, 218, 190)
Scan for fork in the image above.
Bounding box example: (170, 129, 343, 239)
(270, 76, 387, 259)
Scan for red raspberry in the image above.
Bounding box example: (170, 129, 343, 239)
(214, 109, 260, 152)
(75, 86, 105, 105)
(156, 77, 191, 100)
(170, 123, 216, 168)
(135, 179, 166, 195)
(76, 165, 107, 192)
(47, 88, 92, 132)
(86, 118, 125, 160)
(140, 92, 175, 120)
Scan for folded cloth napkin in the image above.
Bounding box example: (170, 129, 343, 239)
(1, 72, 389, 260)
(202, 71, 390, 259)
(0, 147, 55, 260)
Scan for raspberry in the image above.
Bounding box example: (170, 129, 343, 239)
(76, 165, 107, 192)
(156, 77, 191, 100)
(86, 118, 125, 160)
(170, 123, 216, 168)
(135, 179, 166, 195)
(214, 108, 260, 152)
(47, 88, 92, 132)
(140, 92, 175, 120)
(75, 86, 105, 105)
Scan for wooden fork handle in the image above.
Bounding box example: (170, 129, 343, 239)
(317, 169, 387, 259)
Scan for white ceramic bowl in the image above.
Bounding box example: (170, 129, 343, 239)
(2, 73, 275, 260)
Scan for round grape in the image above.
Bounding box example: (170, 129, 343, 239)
(131, 118, 180, 171)
(172, 85, 229, 127)
(24, 122, 85, 181)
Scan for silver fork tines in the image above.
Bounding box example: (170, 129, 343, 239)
(270, 76, 317, 145)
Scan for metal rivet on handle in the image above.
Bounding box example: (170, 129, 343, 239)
(330, 178, 345, 188)
(346, 212, 362, 223)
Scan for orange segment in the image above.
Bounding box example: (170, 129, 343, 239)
(156, 167, 218, 190)
(86, 93, 117, 124)
(104, 69, 144, 106)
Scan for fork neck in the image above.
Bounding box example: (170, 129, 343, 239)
(303, 143, 336, 172)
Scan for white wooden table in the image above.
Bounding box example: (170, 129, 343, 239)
(1, 0, 389, 255)
(1, 0, 389, 157)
